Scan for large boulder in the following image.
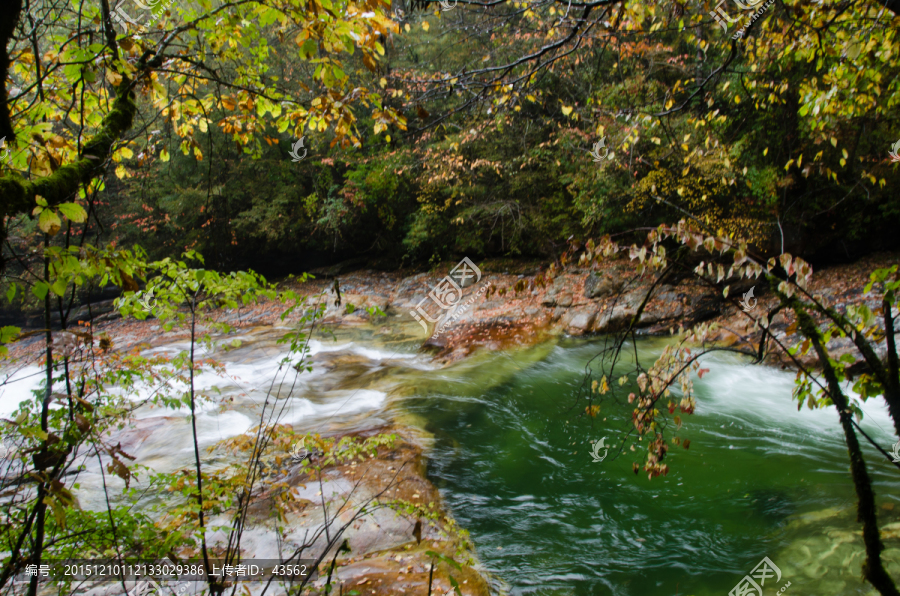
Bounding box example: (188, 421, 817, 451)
(564, 307, 598, 335)
(584, 271, 624, 299)
(592, 304, 636, 333)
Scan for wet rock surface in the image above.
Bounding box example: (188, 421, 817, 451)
(247, 429, 492, 596)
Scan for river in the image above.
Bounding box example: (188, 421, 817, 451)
(2, 320, 898, 596)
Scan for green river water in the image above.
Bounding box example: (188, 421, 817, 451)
(399, 336, 900, 596)
(4, 323, 899, 596)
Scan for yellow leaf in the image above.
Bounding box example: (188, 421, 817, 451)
(115, 164, 127, 179)
(830, 137, 837, 147)
(733, 94, 741, 104)
(105, 69, 122, 86)
(422, 21, 429, 31)
(763, 147, 768, 156)
(160, 148, 170, 162)
(561, 105, 573, 116)
(118, 146, 133, 159)
(379, 77, 387, 88)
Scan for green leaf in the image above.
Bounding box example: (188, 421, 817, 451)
(6, 283, 16, 303)
(449, 574, 462, 596)
(38, 209, 62, 235)
(32, 281, 50, 300)
(51, 278, 68, 297)
(0, 326, 20, 344)
(58, 202, 88, 223)
(300, 40, 317, 60)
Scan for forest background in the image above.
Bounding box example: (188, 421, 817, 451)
(3, 0, 899, 299)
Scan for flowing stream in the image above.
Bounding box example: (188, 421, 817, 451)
(2, 321, 899, 596)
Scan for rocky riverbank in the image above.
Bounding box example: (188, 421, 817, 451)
(300, 251, 899, 367)
(10, 252, 896, 367)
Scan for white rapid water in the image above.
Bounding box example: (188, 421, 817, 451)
(694, 349, 896, 445)
(0, 329, 435, 513)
